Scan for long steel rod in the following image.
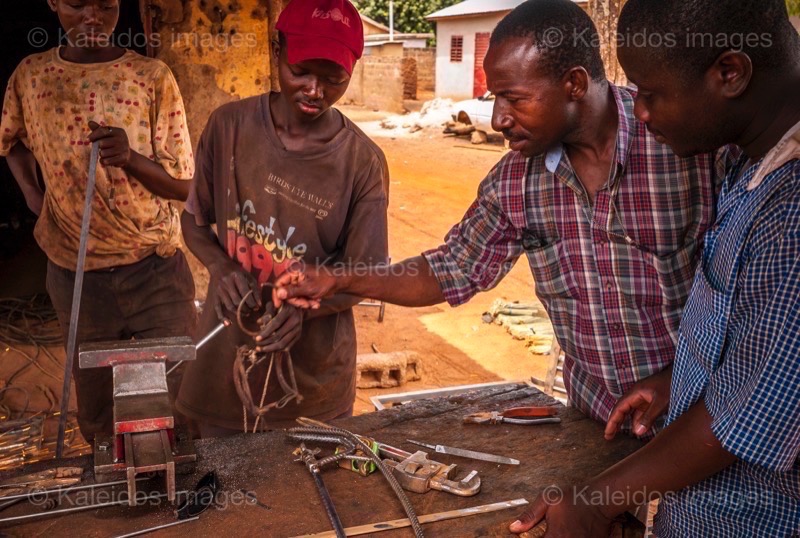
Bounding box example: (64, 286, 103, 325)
(0, 476, 152, 503)
(113, 516, 199, 538)
(0, 490, 187, 525)
(293, 498, 529, 537)
(56, 142, 100, 459)
(311, 469, 345, 538)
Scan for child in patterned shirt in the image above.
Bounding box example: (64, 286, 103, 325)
(0, 0, 197, 442)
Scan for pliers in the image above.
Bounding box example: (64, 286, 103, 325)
(463, 406, 562, 425)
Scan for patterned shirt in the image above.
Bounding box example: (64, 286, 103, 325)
(655, 142, 800, 535)
(424, 84, 729, 430)
(0, 48, 194, 270)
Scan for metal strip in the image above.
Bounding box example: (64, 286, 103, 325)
(0, 491, 186, 525)
(56, 141, 100, 459)
(113, 516, 200, 538)
(293, 498, 529, 537)
(369, 381, 529, 411)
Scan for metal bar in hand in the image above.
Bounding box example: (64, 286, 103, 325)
(56, 141, 100, 459)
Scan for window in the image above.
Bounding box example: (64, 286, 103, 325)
(450, 35, 463, 62)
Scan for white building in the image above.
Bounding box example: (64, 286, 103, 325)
(427, 0, 586, 100)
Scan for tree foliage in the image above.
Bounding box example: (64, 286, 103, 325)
(788, 0, 800, 17)
(355, 0, 462, 34)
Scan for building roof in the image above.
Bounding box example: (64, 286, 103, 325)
(427, 0, 585, 21)
(360, 13, 391, 33)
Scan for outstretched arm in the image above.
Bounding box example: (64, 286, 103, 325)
(273, 255, 446, 309)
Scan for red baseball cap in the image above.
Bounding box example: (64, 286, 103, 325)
(276, 0, 364, 75)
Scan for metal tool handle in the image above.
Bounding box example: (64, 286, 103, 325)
(166, 318, 230, 376)
(56, 141, 100, 459)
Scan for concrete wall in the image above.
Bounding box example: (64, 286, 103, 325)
(148, 0, 274, 150)
(146, 0, 279, 298)
(433, 14, 507, 100)
(404, 48, 435, 94)
(342, 56, 406, 113)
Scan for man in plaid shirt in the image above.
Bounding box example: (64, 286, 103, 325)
(508, 0, 800, 536)
(274, 0, 727, 437)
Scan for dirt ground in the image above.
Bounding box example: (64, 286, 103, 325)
(0, 103, 554, 448)
(338, 104, 553, 416)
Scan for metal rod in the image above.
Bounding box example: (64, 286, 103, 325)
(113, 516, 199, 538)
(293, 498, 529, 537)
(0, 490, 186, 525)
(56, 142, 100, 459)
(0, 476, 152, 502)
(167, 318, 230, 376)
(312, 470, 345, 538)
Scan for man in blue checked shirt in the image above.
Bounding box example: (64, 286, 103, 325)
(509, 0, 800, 536)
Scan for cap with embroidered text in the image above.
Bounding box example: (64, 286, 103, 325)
(276, 0, 364, 75)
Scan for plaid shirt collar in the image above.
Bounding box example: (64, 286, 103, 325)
(543, 84, 636, 191)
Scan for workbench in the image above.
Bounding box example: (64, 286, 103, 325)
(0, 384, 643, 537)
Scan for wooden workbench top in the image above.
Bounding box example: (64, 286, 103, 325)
(0, 384, 643, 537)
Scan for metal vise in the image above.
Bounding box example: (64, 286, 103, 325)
(383, 450, 481, 496)
(79, 337, 198, 505)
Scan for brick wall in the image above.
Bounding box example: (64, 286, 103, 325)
(402, 57, 417, 100)
(403, 48, 435, 93)
(343, 56, 406, 113)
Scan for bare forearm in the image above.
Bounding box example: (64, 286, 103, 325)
(333, 256, 446, 307)
(7, 143, 43, 213)
(124, 151, 189, 201)
(180, 210, 231, 273)
(590, 402, 737, 518)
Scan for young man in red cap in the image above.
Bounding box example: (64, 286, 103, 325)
(175, 0, 389, 436)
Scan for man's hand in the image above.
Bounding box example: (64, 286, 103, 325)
(509, 486, 615, 537)
(88, 121, 132, 168)
(209, 258, 261, 320)
(604, 365, 673, 440)
(272, 267, 338, 309)
(255, 303, 303, 353)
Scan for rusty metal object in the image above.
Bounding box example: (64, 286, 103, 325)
(287, 422, 424, 537)
(294, 444, 346, 538)
(79, 337, 195, 369)
(383, 451, 481, 497)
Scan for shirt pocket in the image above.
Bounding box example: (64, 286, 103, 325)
(525, 239, 581, 307)
(624, 240, 700, 308)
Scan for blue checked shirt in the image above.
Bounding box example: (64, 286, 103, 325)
(654, 153, 800, 537)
